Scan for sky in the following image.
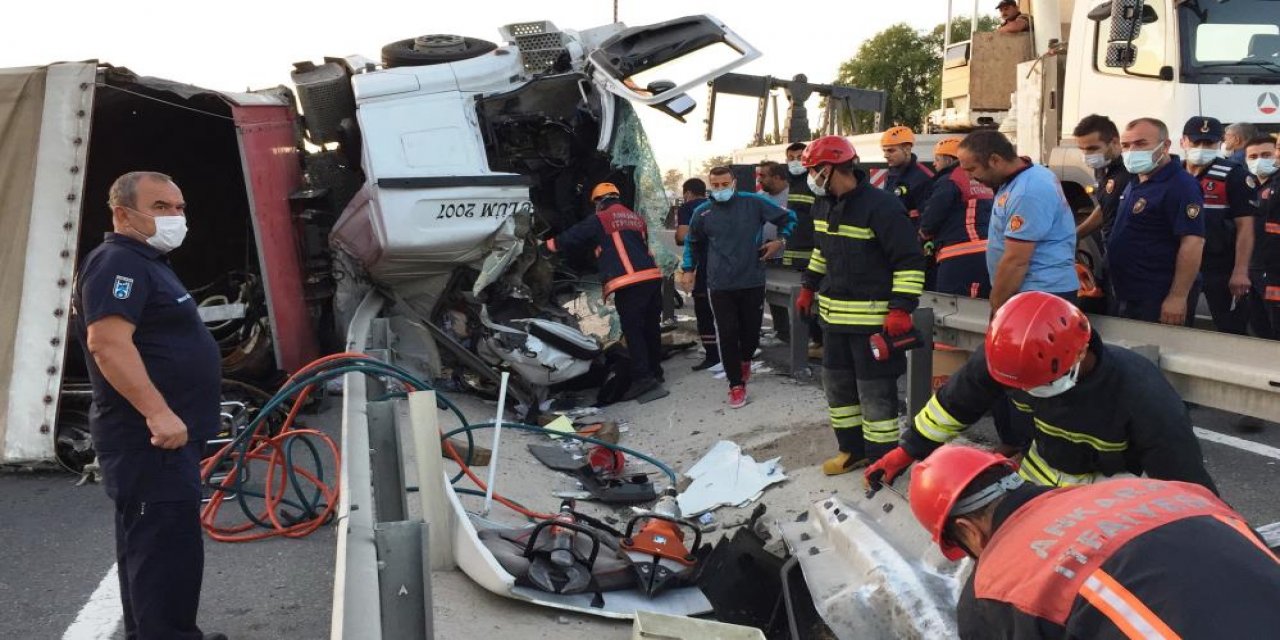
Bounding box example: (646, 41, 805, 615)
(3, 0, 955, 177)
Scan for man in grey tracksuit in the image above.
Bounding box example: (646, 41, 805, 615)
(680, 166, 795, 407)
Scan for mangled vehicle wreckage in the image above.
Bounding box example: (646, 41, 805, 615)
(326, 15, 760, 410)
(0, 15, 759, 467)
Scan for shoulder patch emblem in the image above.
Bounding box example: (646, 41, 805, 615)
(1105, 179, 1115, 194)
(1186, 203, 1201, 220)
(112, 275, 134, 300)
(1132, 197, 1147, 214)
(1008, 215, 1024, 232)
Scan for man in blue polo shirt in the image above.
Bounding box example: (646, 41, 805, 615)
(957, 131, 1078, 311)
(1108, 118, 1206, 325)
(73, 171, 225, 640)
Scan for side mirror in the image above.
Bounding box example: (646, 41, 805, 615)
(1107, 0, 1146, 44)
(650, 91, 696, 122)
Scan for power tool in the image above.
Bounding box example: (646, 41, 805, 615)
(869, 327, 924, 362)
(620, 489, 702, 596)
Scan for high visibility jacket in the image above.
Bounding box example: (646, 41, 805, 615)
(547, 201, 661, 298)
(904, 332, 1217, 493)
(802, 172, 926, 333)
(959, 480, 1280, 639)
(882, 153, 935, 221)
(783, 173, 817, 265)
(920, 164, 993, 263)
(1192, 158, 1256, 274)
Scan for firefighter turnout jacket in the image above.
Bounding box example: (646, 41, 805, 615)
(905, 332, 1218, 492)
(920, 163, 993, 263)
(883, 153, 935, 221)
(803, 171, 927, 333)
(547, 201, 661, 298)
(783, 173, 817, 267)
(959, 479, 1280, 639)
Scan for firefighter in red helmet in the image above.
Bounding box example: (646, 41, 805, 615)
(906, 444, 1280, 639)
(798, 135, 927, 474)
(865, 291, 1217, 492)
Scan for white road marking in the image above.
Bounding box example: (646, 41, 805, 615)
(62, 563, 121, 640)
(1194, 427, 1280, 461)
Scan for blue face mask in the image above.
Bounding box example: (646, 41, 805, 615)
(1122, 144, 1164, 175)
(710, 182, 736, 202)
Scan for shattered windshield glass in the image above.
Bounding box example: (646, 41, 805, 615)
(609, 99, 678, 271)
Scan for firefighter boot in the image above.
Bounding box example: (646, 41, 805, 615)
(823, 427, 869, 475)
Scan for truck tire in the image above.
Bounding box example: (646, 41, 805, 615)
(381, 34, 497, 68)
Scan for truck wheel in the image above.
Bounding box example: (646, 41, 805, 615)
(381, 34, 497, 68)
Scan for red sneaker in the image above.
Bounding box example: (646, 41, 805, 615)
(728, 385, 748, 409)
(741, 361, 751, 384)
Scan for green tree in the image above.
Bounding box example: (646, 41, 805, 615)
(700, 154, 734, 174)
(833, 16, 998, 132)
(662, 168, 684, 194)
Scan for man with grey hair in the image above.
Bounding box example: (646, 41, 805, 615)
(73, 171, 226, 640)
(1225, 122, 1259, 165)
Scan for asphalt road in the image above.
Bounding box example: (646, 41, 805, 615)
(0, 404, 340, 640)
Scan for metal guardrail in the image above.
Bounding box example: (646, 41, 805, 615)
(332, 291, 434, 639)
(763, 270, 1280, 422)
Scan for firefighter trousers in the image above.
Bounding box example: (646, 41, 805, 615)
(821, 332, 905, 461)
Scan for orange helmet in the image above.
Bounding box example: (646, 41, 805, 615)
(935, 137, 963, 159)
(908, 445, 1020, 561)
(986, 291, 1092, 390)
(801, 135, 858, 168)
(590, 182, 621, 202)
(881, 126, 916, 147)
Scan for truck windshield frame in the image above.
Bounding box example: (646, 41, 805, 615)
(1178, 0, 1280, 81)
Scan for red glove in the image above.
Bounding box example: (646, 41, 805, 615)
(883, 308, 913, 337)
(796, 287, 815, 317)
(864, 446, 915, 488)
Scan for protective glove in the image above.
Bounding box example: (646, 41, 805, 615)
(864, 446, 915, 489)
(883, 308, 913, 337)
(796, 287, 815, 317)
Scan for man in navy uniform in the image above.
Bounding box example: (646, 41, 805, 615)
(74, 171, 226, 640)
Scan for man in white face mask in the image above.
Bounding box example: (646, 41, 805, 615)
(865, 291, 1217, 493)
(1181, 116, 1257, 335)
(72, 171, 226, 640)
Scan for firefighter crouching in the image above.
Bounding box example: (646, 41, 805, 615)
(796, 135, 927, 475)
(546, 182, 668, 402)
(908, 445, 1280, 639)
(921, 136, 994, 298)
(865, 291, 1217, 493)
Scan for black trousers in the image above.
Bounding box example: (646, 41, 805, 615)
(116, 499, 205, 640)
(1247, 270, 1274, 338)
(692, 290, 718, 358)
(709, 286, 765, 387)
(614, 280, 663, 381)
(821, 331, 906, 461)
(935, 254, 991, 299)
(1200, 271, 1249, 334)
(1116, 284, 1200, 325)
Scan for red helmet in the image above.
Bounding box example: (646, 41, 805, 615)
(801, 135, 858, 168)
(985, 291, 1091, 390)
(908, 445, 1018, 561)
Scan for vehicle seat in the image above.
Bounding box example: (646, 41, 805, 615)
(1248, 34, 1280, 60)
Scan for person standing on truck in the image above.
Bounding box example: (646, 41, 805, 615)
(795, 136, 926, 474)
(547, 182, 667, 402)
(995, 0, 1031, 34)
(675, 178, 719, 371)
(865, 291, 1218, 493)
(679, 167, 795, 408)
(958, 131, 1078, 311)
(881, 126, 935, 225)
(1107, 117, 1206, 325)
(903, 445, 1280, 640)
(1244, 136, 1278, 339)
(72, 172, 228, 640)
(920, 136, 994, 298)
(1182, 116, 1257, 335)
